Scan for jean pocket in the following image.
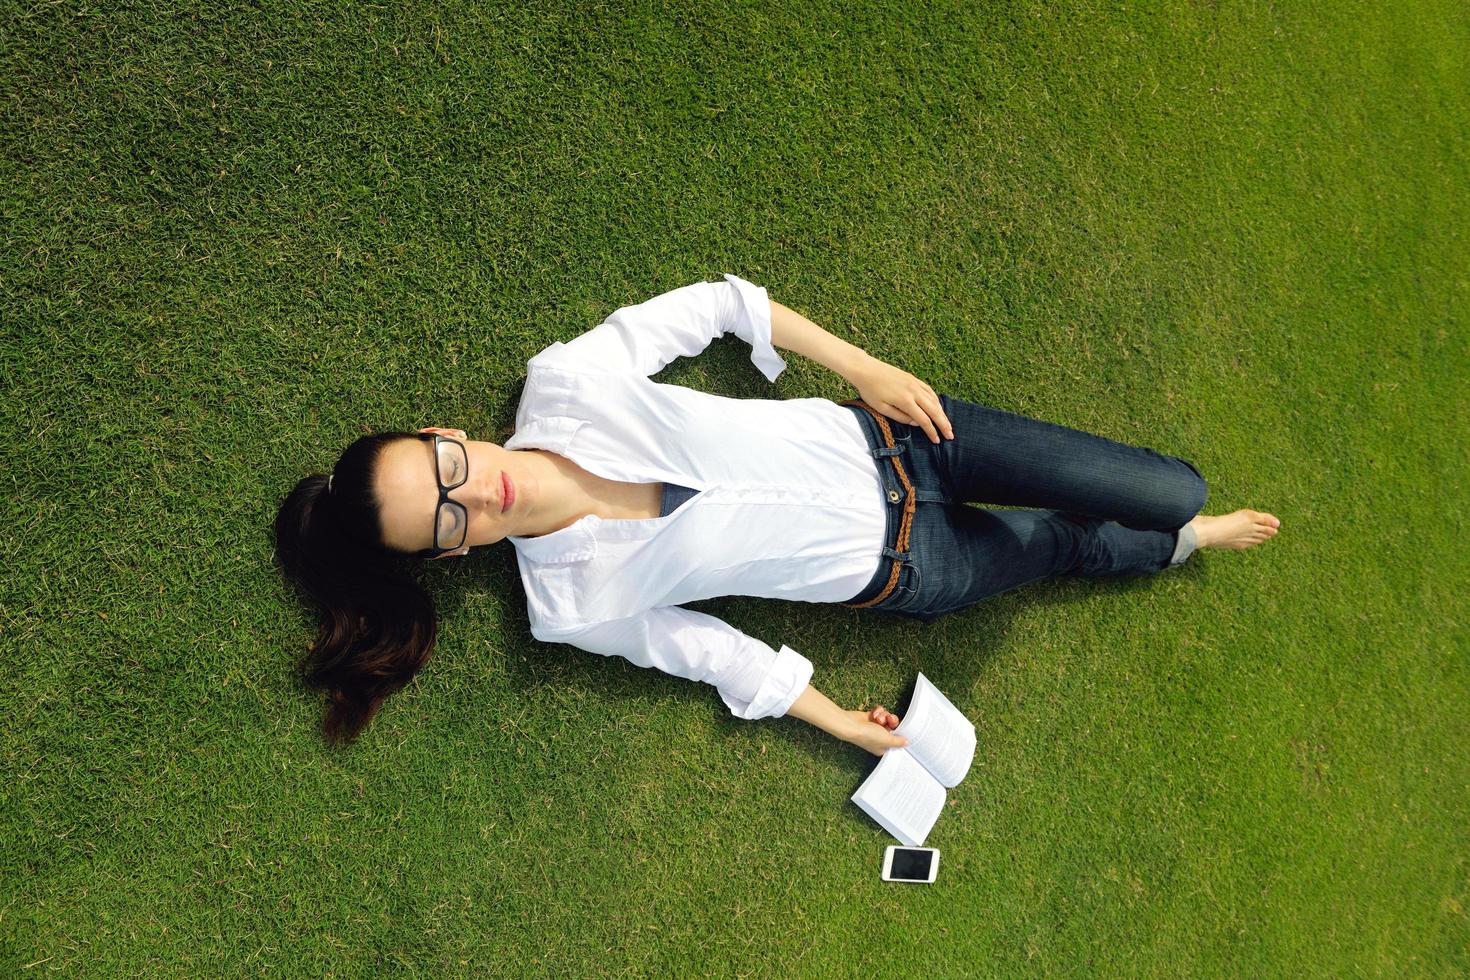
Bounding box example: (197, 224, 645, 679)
(886, 561, 923, 609)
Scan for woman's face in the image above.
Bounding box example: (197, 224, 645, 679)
(373, 427, 529, 557)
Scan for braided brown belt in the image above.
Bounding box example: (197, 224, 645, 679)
(839, 398, 916, 609)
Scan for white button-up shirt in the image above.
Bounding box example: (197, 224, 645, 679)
(505, 274, 887, 721)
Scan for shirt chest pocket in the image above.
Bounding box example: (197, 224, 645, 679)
(531, 564, 584, 619)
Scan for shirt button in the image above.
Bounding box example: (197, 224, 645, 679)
(887, 489, 900, 503)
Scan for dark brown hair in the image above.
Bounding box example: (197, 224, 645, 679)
(273, 432, 440, 745)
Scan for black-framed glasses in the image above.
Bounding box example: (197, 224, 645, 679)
(420, 434, 469, 558)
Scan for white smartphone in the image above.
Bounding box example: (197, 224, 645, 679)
(881, 845, 939, 883)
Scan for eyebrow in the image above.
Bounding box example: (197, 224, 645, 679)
(423, 438, 440, 514)
(401, 439, 436, 551)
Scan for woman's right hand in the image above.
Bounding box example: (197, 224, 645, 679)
(843, 704, 909, 757)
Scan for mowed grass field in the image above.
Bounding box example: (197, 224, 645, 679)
(3, 0, 1466, 974)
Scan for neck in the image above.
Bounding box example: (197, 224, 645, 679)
(509, 448, 605, 537)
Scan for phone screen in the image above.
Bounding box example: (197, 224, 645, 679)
(889, 848, 934, 880)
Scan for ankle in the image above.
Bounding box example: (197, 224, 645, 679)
(1187, 515, 1211, 549)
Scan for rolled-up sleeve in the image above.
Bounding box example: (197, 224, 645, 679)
(527, 273, 787, 382)
(531, 606, 812, 720)
(717, 273, 787, 382)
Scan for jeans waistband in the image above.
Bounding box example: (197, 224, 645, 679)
(839, 400, 917, 607)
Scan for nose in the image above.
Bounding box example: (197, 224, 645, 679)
(448, 480, 483, 514)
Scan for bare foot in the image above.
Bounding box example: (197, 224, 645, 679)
(1188, 509, 1281, 550)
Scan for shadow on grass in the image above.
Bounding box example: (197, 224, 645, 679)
(471, 530, 1207, 792)
(816, 556, 1213, 835)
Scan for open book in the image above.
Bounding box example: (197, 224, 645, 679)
(850, 672, 977, 846)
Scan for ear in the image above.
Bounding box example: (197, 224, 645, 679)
(418, 426, 468, 440)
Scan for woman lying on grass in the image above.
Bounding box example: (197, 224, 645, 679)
(274, 274, 1279, 752)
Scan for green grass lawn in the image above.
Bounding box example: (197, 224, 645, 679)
(4, 0, 1467, 974)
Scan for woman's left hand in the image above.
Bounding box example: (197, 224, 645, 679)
(849, 358, 955, 444)
(843, 704, 908, 757)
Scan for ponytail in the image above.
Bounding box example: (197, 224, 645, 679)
(273, 433, 439, 744)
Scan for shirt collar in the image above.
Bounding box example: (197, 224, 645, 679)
(507, 519, 599, 563)
(504, 415, 600, 564)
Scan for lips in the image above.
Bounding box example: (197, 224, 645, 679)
(501, 472, 514, 513)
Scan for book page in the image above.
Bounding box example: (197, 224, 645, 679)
(891, 672, 977, 788)
(849, 746, 946, 847)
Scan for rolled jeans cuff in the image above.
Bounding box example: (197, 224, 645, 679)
(1169, 523, 1198, 566)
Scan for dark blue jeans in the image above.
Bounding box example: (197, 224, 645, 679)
(842, 395, 1209, 624)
